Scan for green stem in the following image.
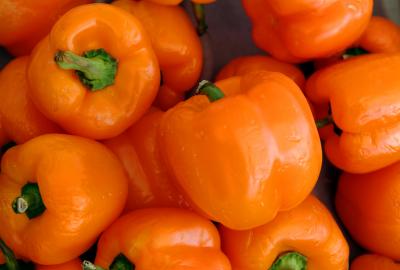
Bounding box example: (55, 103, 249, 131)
(0, 240, 19, 270)
(316, 116, 333, 128)
(83, 254, 134, 270)
(12, 183, 46, 219)
(54, 49, 117, 91)
(269, 252, 307, 270)
(342, 47, 369, 59)
(195, 80, 224, 102)
(82, 261, 105, 270)
(192, 3, 208, 36)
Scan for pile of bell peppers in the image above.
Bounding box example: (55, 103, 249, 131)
(0, 0, 399, 269)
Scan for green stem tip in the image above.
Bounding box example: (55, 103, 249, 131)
(316, 116, 333, 129)
(12, 183, 46, 219)
(0, 239, 19, 270)
(192, 3, 208, 36)
(54, 48, 117, 91)
(82, 254, 134, 270)
(195, 80, 225, 102)
(269, 252, 307, 270)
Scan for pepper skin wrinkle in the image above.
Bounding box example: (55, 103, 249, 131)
(159, 71, 322, 230)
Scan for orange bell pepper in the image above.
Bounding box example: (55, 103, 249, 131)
(242, 0, 373, 63)
(103, 108, 191, 211)
(36, 259, 81, 270)
(0, 134, 128, 265)
(112, 0, 203, 111)
(351, 255, 400, 270)
(82, 208, 231, 270)
(336, 162, 400, 260)
(0, 57, 61, 144)
(216, 55, 306, 89)
(0, 122, 9, 149)
(27, 3, 160, 140)
(159, 71, 322, 230)
(0, 0, 92, 56)
(306, 53, 400, 173)
(145, 0, 215, 4)
(220, 196, 349, 270)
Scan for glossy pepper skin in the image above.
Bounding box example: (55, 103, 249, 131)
(351, 255, 400, 270)
(242, 0, 373, 63)
(28, 3, 160, 140)
(36, 259, 81, 270)
(306, 53, 400, 173)
(91, 208, 231, 269)
(0, 134, 128, 265)
(220, 196, 349, 270)
(145, 0, 215, 5)
(216, 55, 305, 89)
(336, 162, 400, 260)
(0, 0, 92, 56)
(0, 57, 61, 144)
(159, 71, 322, 230)
(112, 0, 203, 111)
(104, 108, 191, 212)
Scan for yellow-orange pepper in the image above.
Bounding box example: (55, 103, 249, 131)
(159, 71, 322, 230)
(83, 208, 231, 270)
(242, 0, 373, 63)
(0, 0, 91, 56)
(220, 196, 349, 270)
(36, 259, 81, 270)
(28, 3, 160, 140)
(104, 108, 191, 211)
(112, 0, 203, 111)
(306, 53, 400, 173)
(0, 134, 128, 265)
(351, 255, 400, 270)
(0, 57, 61, 144)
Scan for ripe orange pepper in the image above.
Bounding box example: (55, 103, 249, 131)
(351, 255, 400, 270)
(0, 0, 92, 56)
(159, 71, 322, 230)
(336, 162, 400, 260)
(145, 0, 215, 4)
(104, 108, 191, 211)
(0, 134, 128, 265)
(112, 0, 203, 111)
(83, 208, 231, 269)
(0, 57, 61, 144)
(242, 0, 373, 63)
(36, 259, 81, 270)
(220, 196, 349, 270)
(0, 122, 9, 149)
(28, 3, 160, 140)
(216, 55, 306, 89)
(306, 53, 400, 173)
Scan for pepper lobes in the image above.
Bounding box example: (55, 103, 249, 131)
(159, 71, 322, 230)
(351, 255, 400, 270)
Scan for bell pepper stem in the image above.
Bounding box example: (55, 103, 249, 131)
(195, 80, 224, 102)
(82, 261, 105, 270)
(269, 252, 307, 270)
(83, 254, 134, 270)
(316, 116, 333, 128)
(0, 239, 19, 270)
(12, 183, 46, 219)
(54, 49, 117, 91)
(342, 47, 369, 59)
(192, 3, 208, 36)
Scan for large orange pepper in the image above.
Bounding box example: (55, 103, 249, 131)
(27, 3, 160, 140)
(0, 0, 92, 56)
(36, 259, 81, 270)
(306, 53, 400, 173)
(0, 134, 128, 265)
(351, 255, 400, 270)
(336, 162, 400, 260)
(220, 196, 349, 270)
(242, 0, 373, 63)
(83, 208, 231, 269)
(216, 55, 306, 89)
(112, 0, 203, 111)
(159, 71, 322, 230)
(103, 108, 191, 211)
(0, 57, 61, 144)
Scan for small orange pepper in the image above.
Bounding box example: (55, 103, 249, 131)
(306, 53, 400, 173)
(351, 254, 400, 270)
(216, 55, 306, 89)
(0, 0, 92, 56)
(159, 71, 322, 230)
(28, 3, 160, 140)
(112, 0, 203, 111)
(242, 0, 373, 63)
(336, 162, 400, 260)
(0, 57, 61, 144)
(36, 259, 82, 270)
(0, 134, 128, 265)
(103, 108, 191, 212)
(220, 196, 349, 270)
(83, 208, 231, 270)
